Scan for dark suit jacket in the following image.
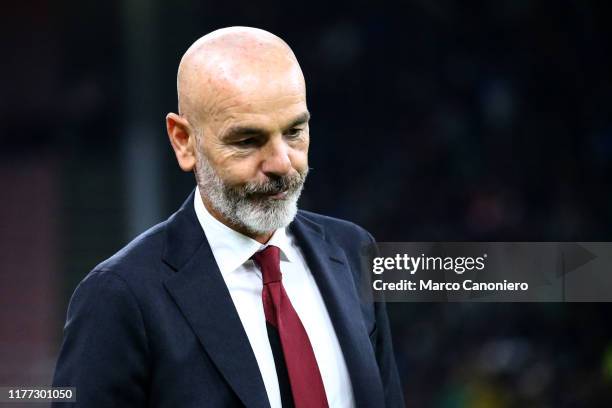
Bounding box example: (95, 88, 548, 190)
(52, 190, 404, 407)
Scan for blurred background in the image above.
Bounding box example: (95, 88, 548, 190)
(2, 0, 612, 406)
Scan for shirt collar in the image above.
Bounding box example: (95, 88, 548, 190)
(193, 186, 296, 275)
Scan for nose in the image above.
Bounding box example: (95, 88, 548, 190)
(261, 138, 292, 177)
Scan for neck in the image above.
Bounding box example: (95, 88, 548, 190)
(201, 194, 274, 244)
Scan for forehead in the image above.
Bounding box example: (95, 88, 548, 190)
(206, 71, 308, 132)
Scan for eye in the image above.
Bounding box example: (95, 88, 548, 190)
(285, 128, 303, 138)
(234, 138, 257, 147)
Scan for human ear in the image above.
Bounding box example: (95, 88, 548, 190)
(166, 112, 196, 172)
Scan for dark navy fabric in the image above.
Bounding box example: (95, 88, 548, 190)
(51, 190, 405, 407)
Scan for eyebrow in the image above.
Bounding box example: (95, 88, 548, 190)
(222, 111, 311, 140)
(286, 111, 311, 129)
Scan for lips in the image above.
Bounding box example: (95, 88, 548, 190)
(250, 190, 288, 200)
(268, 190, 288, 199)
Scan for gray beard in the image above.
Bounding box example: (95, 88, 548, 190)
(194, 150, 307, 235)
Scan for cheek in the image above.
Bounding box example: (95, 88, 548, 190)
(216, 156, 261, 185)
(293, 136, 309, 169)
(203, 139, 253, 181)
(290, 148, 309, 173)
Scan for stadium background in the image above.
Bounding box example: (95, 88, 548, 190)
(2, 0, 612, 406)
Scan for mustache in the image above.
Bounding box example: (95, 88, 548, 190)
(238, 170, 308, 197)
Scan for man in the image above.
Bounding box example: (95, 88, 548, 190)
(52, 27, 404, 407)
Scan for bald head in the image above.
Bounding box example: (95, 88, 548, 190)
(176, 27, 305, 127)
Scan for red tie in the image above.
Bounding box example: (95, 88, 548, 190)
(252, 246, 329, 408)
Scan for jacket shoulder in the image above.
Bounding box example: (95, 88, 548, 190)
(296, 209, 375, 245)
(86, 218, 170, 284)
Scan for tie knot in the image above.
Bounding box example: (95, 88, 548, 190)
(251, 245, 282, 284)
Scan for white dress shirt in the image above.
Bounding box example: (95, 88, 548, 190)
(194, 187, 355, 408)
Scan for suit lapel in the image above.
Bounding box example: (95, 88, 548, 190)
(290, 214, 385, 407)
(162, 191, 270, 408)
